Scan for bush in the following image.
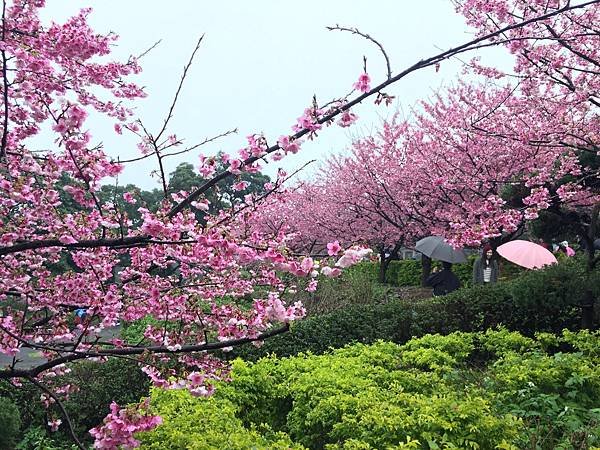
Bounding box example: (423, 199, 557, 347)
(1, 358, 150, 448)
(228, 259, 598, 361)
(301, 267, 394, 316)
(350, 259, 427, 287)
(346, 255, 523, 289)
(141, 330, 600, 449)
(137, 389, 305, 449)
(0, 380, 44, 443)
(62, 358, 151, 440)
(0, 396, 21, 450)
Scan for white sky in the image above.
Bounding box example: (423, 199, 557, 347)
(40, 1, 514, 190)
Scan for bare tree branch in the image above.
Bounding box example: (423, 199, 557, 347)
(136, 39, 162, 60)
(327, 24, 392, 79)
(117, 128, 237, 164)
(155, 35, 204, 143)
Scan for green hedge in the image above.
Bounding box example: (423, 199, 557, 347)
(344, 259, 423, 286)
(228, 259, 599, 361)
(346, 256, 523, 288)
(140, 330, 600, 449)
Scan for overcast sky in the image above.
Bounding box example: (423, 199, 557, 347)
(40, 1, 513, 190)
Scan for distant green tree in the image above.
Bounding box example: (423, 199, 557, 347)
(167, 158, 270, 215)
(167, 162, 203, 195)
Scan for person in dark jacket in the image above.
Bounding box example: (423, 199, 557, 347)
(425, 261, 461, 296)
(473, 244, 499, 285)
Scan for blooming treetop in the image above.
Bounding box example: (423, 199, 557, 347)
(251, 117, 423, 258)
(290, 0, 600, 250)
(408, 0, 600, 246)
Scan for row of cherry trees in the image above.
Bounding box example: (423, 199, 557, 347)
(1, 0, 599, 447)
(264, 0, 600, 294)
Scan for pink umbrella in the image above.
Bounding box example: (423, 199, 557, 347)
(497, 240, 558, 270)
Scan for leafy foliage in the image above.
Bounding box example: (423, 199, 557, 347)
(139, 330, 600, 449)
(15, 427, 78, 450)
(62, 358, 151, 440)
(137, 389, 305, 449)
(0, 396, 21, 450)
(1, 359, 150, 448)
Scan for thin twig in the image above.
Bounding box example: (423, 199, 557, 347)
(155, 35, 204, 143)
(118, 128, 237, 164)
(327, 24, 392, 79)
(136, 39, 162, 60)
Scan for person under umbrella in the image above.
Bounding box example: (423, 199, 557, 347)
(473, 244, 499, 285)
(425, 261, 461, 296)
(415, 236, 467, 288)
(496, 240, 557, 270)
(415, 236, 467, 264)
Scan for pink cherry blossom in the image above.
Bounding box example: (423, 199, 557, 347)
(123, 192, 136, 204)
(321, 266, 342, 277)
(300, 256, 314, 273)
(327, 241, 342, 256)
(353, 72, 371, 93)
(232, 181, 249, 191)
(48, 418, 62, 432)
(337, 110, 358, 128)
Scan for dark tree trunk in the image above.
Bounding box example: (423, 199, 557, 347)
(421, 255, 432, 287)
(581, 289, 595, 330)
(378, 250, 390, 284)
(378, 242, 401, 284)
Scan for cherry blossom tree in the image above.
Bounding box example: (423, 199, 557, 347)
(256, 118, 430, 283)
(1, 0, 598, 447)
(313, 0, 600, 324)
(447, 0, 600, 326)
(0, 2, 342, 446)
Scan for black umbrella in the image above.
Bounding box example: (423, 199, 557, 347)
(415, 236, 467, 263)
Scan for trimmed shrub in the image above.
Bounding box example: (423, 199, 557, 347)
(347, 255, 525, 287)
(228, 259, 598, 361)
(348, 256, 524, 288)
(395, 259, 422, 286)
